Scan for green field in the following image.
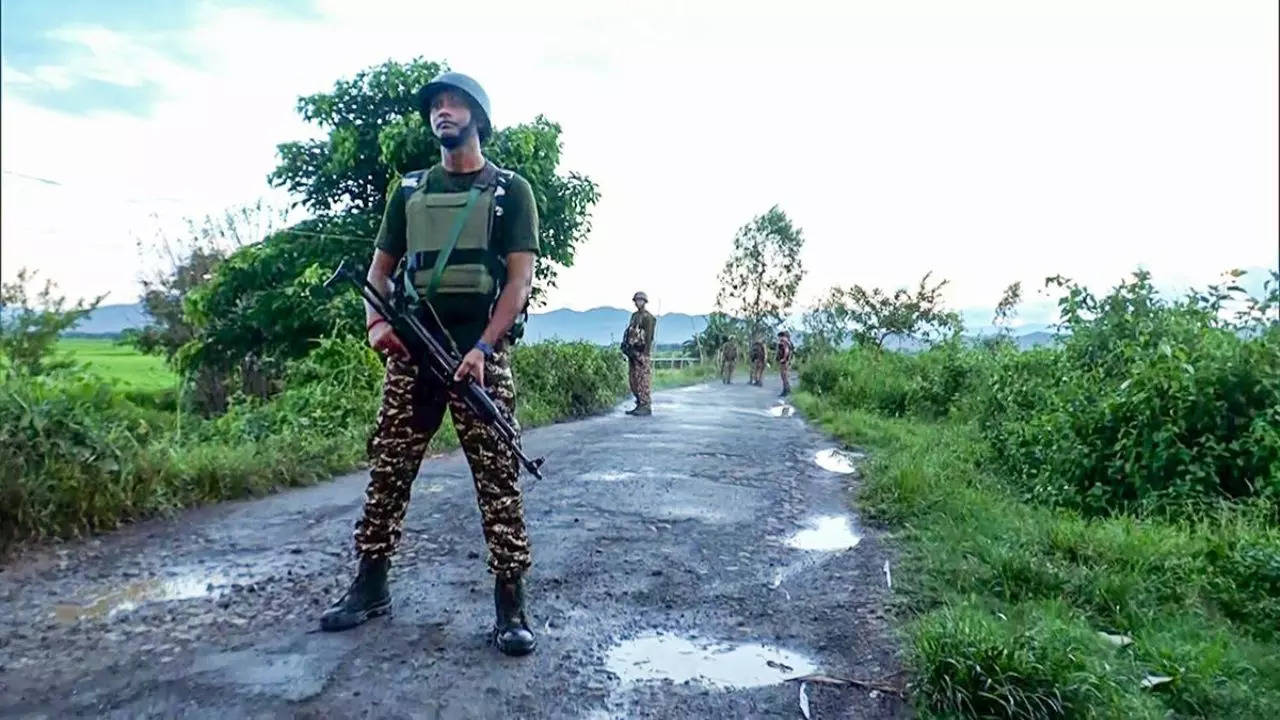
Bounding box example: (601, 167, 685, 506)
(57, 338, 177, 391)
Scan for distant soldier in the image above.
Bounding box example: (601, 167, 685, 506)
(749, 337, 766, 386)
(622, 291, 656, 415)
(776, 330, 794, 396)
(720, 339, 738, 384)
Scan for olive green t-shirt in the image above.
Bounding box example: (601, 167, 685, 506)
(375, 163, 540, 351)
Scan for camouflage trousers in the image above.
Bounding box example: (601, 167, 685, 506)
(353, 350, 530, 579)
(628, 354, 652, 406)
(779, 360, 792, 392)
(750, 358, 765, 385)
(721, 359, 736, 383)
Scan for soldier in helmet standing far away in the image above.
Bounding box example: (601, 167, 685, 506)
(776, 330, 794, 397)
(318, 71, 539, 658)
(622, 291, 656, 415)
(749, 336, 767, 386)
(720, 337, 738, 384)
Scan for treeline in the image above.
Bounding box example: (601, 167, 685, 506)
(0, 57, 621, 552)
(796, 268, 1280, 717)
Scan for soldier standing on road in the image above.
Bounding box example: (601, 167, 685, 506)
(749, 337, 766, 387)
(319, 72, 538, 658)
(622, 292, 656, 416)
(776, 330, 794, 397)
(720, 338, 738, 384)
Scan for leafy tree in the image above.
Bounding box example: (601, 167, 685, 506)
(992, 281, 1023, 335)
(682, 312, 747, 362)
(129, 201, 287, 361)
(0, 269, 104, 375)
(803, 272, 962, 351)
(714, 206, 805, 342)
(182, 58, 600, 374)
(268, 57, 598, 299)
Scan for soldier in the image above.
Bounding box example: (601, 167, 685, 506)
(749, 336, 766, 386)
(776, 330, 794, 397)
(720, 338, 738, 384)
(622, 291, 656, 415)
(319, 71, 538, 657)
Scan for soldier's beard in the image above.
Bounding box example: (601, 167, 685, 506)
(439, 120, 479, 150)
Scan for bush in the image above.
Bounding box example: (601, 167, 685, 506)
(977, 273, 1280, 517)
(1, 337, 634, 550)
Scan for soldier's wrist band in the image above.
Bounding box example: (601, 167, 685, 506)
(367, 317, 387, 331)
(475, 340, 495, 358)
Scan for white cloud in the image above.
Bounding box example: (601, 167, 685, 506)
(1, 0, 1276, 316)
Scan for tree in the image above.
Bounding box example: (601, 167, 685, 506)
(802, 272, 962, 351)
(0, 269, 104, 375)
(129, 201, 288, 361)
(714, 206, 805, 343)
(992, 281, 1023, 335)
(682, 312, 746, 362)
(268, 57, 599, 300)
(181, 58, 600, 375)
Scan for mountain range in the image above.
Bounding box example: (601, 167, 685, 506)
(52, 302, 1058, 348)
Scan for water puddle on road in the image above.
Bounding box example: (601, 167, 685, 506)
(54, 570, 238, 624)
(814, 448, 864, 474)
(785, 515, 862, 552)
(606, 631, 818, 689)
(582, 470, 639, 482)
(768, 404, 795, 417)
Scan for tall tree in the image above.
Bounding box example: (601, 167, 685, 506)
(713, 206, 805, 342)
(802, 272, 962, 351)
(180, 58, 599, 374)
(129, 201, 287, 361)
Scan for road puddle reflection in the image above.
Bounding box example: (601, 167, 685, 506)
(54, 570, 237, 624)
(813, 448, 863, 474)
(785, 515, 861, 552)
(606, 631, 817, 689)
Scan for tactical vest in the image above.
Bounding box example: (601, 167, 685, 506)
(398, 162, 525, 342)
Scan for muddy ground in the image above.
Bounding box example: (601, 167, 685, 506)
(0, 379, 906, 719)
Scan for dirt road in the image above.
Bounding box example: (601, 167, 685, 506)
(0, 381, 905, 719)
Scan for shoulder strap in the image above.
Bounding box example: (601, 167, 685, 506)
(399, 169, 429, 206)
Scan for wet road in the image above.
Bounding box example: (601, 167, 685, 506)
(0, 381, 905, 719)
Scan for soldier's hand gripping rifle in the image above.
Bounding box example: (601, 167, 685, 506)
(324, 261, 545, 480)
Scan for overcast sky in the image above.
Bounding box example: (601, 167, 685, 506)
(2, 0, 1276, 324)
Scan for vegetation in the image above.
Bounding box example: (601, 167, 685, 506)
(713, 206, 805, 342)
(796, 269, 1280, 718)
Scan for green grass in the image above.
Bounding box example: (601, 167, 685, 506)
(652, 362, 716, 390)
(57, 338, 177, 391)
(794, 393, 1280, 719)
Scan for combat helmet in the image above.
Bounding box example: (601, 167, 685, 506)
(418, 71, 492, 142)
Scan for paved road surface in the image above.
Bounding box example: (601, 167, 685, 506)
(1, 380, 905, 719)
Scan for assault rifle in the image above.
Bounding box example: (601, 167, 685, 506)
(324, 261, 545, 480)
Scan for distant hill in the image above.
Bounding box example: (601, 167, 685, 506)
(524, 307, 707, 346)
(39, 302, 1060, 349)
(67, 303, 151, 335)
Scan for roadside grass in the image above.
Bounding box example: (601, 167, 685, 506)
(794, 394, 1280, 719)
(653, 361, 716, 390)
(4, 344, 714, 551)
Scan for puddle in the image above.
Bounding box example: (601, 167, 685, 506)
(605, 632, 818, 689)
(813, 448, 864, 474)
(582, 470, 639, 482)
(54, 570, 239, 623)
(768, 404, 795, 417)
(785, 516, 861, 552)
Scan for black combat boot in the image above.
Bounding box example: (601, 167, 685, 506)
(319, 556, 391, 632)
(493, 576, 536, 656)
(632, 404, 652, 416)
